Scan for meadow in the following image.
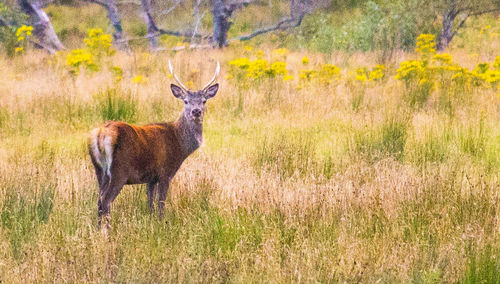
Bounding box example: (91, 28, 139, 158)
(0, 9, 500, 282)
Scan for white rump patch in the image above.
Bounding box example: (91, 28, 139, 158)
(103, 136, 114, 178)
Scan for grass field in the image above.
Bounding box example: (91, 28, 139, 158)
(0, 12, 500, 282)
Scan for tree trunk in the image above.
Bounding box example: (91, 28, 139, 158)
(140, 0, 159, 50)
(290, 0, 313, 19)
(212, 0, 230, 48)
(18, 0, 64, 54)
(437, 2, 456, 51)
(104, 0, 129, 51)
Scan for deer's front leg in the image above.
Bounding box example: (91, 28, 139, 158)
(157, 178, 171, 220)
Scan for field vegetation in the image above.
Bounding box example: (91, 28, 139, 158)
(0, 2, 500, 282)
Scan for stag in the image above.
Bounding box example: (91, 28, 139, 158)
(88, 61, 220, 228)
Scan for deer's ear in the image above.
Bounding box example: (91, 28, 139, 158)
(204, 83, 219, 99)
(171, 84, 185, 99)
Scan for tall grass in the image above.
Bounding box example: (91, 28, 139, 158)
(0, 28, 499, 282)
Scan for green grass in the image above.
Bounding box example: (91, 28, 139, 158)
(1, 187, 54, 260)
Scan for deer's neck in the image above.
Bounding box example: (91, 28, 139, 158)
(175, 113, 203, 158)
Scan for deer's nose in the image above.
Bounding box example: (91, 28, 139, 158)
(192, 108, 202, 118)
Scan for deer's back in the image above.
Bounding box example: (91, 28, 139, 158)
(89, 121, 184, 184)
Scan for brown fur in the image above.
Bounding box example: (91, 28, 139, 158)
(88, 120, 189, 227)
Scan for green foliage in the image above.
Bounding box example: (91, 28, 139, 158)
(351, 116, 409, 160)
(294, 1, 423, 57)
(463, 245, 500, 283)
(0, 3, 28, 57)
(65, 29, 115, 76)
(1, 187, 54, 260)
(95, 87, 137, 123)
(253, 132, 316, 179)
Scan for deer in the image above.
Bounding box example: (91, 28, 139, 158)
(88, 60, 220, 228)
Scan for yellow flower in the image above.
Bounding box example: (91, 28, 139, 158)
(132, 75, 147, 84)
(111, 66, 123, 82)
(480, 25, 491, 34)
(66, 49, 94, 67)
(433, 53, 453, 65)
(302, 56, 309, 65)
(186, 80, 195, 89)
(15, 25, 33, 37)
(318, 64, 341, 85)
(493, 56, 500, 70)
(474, 63, 490, 74)
(369, 64, 385, 81)
(415, 34, 436, 55)
(244, 45, 253, 51)
(17, 36, 24, 42)
(355, 67, 368, 82)
(229, 58, 251, 69)
(283, 75, 295, 81)
(14, 46, 23, 54)
(395, 60, 424, 80)
(246, 59, 268, 79)
(84, 28, 114, 56)
(272, 48, 289, 57)
(268, 61, 288, 77)
(299, 69, 318, 81)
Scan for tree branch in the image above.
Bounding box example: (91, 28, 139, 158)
(451, 16, 467, 38)
(232, 15, 304, 41)
(85, 0, 108, 7)
(114, 29, 206, 44)
(161, 0, 182, 16)
(0, 16, 8, 27)
(192, 0, 203, 41)
(469, 7, 500, 17)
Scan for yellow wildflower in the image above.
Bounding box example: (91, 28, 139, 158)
(493, 56, 500, 70)
(433, 53, 453, 65)
(415, 34, 436, 55)
(246, 59, 268, 79)
(132, 75, 147, 84)
(283, 75, 295, 82)
(480, 25, 491, 34)
(16, 25, 33, 37)
(369, 64, 385, 81)
(14, 46, 23, 54)
(299, 69, 318, 81)
(84, 28, 114, 56)
(268, 61, 288, 77)
(272, 48, 289, 57)
(302, 56, 309, 65)
(111, 66, 123, 82)
(66, 49, 95, 73)
(395, 60, 424, 80)
(229, 58, 251, 69)
(318, 64, 341, 85)
(355, 67, 368, 82)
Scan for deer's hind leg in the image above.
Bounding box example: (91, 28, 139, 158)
(97, 170, 127, 230)
(147, 182, 158, 213)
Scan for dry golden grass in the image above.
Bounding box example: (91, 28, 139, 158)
(0, 40, 499, 282)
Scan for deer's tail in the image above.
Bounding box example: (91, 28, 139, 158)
(88, 125, 117, 179)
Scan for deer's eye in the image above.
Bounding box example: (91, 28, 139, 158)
(202, 99, 207, 104)
(183, 99, 188, 104)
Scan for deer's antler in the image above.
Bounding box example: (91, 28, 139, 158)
(202, 61, 220, 91)
(168, 60, 189, 91)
